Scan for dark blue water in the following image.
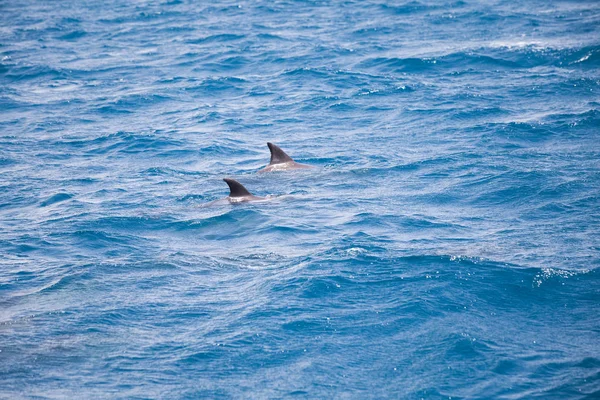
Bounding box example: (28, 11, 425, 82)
(1, 0, 599, 398)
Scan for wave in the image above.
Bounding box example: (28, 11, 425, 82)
(379, 1, 453, 15)
(55, 131, 186, 156)
(3, 64, 69, 82)
(357, 45, 600, 74)
(186, 34, 246, 45)
(56, 30, 87, 41)
(95, 93, 174, 114)
(185, 76, 247, 94)
(40, 192, 73, 207)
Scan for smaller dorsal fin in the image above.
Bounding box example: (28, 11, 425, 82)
(223, 178, 252, 197)
(267, 142, 294, 165)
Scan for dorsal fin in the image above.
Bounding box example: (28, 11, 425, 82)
(223, 178, 252, 197)
(267, 142, 294, 165)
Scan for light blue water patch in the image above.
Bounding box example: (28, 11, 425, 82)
(1, 0, 599, 398)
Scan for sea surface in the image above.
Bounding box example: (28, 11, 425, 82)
(1, 0, 599, 398)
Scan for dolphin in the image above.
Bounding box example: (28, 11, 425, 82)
(259, 142, 313, 172)
(223, 178, 266, 203)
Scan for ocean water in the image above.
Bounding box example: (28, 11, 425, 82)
(1, 0, 599, 398)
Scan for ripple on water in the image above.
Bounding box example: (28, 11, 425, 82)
(1, 0, 599, 398)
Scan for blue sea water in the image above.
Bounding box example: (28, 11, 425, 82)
(1, 0, 599, 398)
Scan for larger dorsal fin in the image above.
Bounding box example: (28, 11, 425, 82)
(267, 142, 294, 165)
(223, 178, 252, 197)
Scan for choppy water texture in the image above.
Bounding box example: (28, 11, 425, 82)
(1, 0, 600, 398)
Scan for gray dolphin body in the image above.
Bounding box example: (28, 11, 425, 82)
(223, 178, 266, 203)
(259, 142, 313, 172)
